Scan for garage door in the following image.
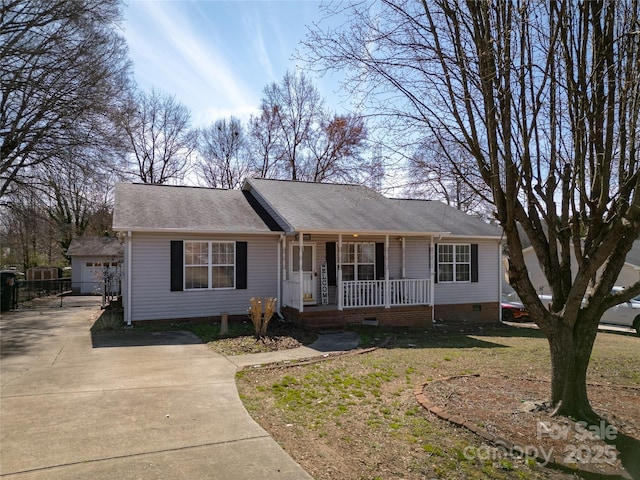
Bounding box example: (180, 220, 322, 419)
(80, 262, 121, 295)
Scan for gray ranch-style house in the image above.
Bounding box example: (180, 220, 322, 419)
(113, 178, 503, 328)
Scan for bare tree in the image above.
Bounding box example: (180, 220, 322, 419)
(0, 0, 131, 198)
(122, 88, 196, 184)
(406, 141, 492, 215)
(247, 106, 286, 179)
(196, 117, 249, 189)
(305, 1, 640, 423)
(307, 113, 367, 182)
(249, 71, 369, 183)
(43, 153, 115, 252)
(259, 71, 324, 180)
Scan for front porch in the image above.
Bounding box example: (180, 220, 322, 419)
(283, 278, 432, 310)
(282, 278, 433, 328)
(278, 232, 435, 328)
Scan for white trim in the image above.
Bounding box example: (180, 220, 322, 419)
(338, 234, 343, 311)
(436, 243, 472, 283)
(498, 241, 504, 321)
(384, 235, 390, 309)
(126, 231, 132, 326)
(299, 234, 304, 312)
(401, 237, 406, 278)
(430, 236, 435, 324)
(277, 234, 284, 316)
(290, 239, 317, 307)
(183, 240, 236, 290)
(112, 228, 281, 235)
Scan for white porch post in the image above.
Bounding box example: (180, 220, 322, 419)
(430, 236, 436, 323)
(401, 237, 406, 278)
(337, 233, 343, 311)
(298, 232, 304, 313)
(384, 235, 390, 309)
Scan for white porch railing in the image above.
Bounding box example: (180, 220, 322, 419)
(283, 279, 301, 310)
(340, 278, 431, 309)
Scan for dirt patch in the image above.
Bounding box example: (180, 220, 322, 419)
(207, 322, 318, 355)
(420, 375, 640, 477)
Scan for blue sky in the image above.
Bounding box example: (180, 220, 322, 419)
(122, 0, 345, 127)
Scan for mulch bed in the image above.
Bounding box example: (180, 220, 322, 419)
(418, 374, 640, 478)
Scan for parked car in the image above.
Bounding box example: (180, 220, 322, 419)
(600, 287, 640, 335)
(535, 287, 640, 336)
(501, 292, 529, 322)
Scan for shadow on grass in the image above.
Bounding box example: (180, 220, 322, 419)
(89, 310, 317, 349)
(349, 322, 548, 350)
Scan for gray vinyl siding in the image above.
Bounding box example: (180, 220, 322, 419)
(130, 232, 279, 321)
(434, 239, 501, 304)
(282, 235, 430, 304)
(404, 237, 430, 279)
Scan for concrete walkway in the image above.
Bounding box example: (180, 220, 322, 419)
(0, 298, 355, 479)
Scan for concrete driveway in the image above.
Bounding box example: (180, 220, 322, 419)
(0, 297, 311, 479)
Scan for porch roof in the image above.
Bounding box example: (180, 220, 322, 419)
(243, 178, 502, 238)
(113, 183, 282, 234)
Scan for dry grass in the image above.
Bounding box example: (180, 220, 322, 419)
(236, 326, 640, 480)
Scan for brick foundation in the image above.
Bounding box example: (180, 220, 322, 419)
(433, 302, 500, 324)
(283, 305, 433, 329)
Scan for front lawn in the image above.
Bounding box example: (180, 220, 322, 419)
(236, 327, 640, 480)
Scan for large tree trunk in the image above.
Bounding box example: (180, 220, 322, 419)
(544, 316, 600, 423)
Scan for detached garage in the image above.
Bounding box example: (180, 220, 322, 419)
(67, 236, 124, 295)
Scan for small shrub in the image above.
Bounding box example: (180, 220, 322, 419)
(248, 297, 277, 338)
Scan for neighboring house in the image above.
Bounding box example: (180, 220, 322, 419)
(113, 179, 503, 328)
(520, 241, 640, 296)
(67, 236, 124, 295)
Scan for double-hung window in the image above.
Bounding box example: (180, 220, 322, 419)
(341, 242, 375, 281)
(437, 244, 471, 282)
(184, 241, 235, 289)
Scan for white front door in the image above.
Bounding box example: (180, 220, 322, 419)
(291, 243, 316, 305)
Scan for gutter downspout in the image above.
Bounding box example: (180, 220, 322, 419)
(126, 231, 132, 326)
(277, 234, 284, 319)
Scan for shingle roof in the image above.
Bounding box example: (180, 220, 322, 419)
(67, 236, 123, 257)
(390, 199, 503, 237)
(112, 183, 280, 233)
(244, 178, 502, 237)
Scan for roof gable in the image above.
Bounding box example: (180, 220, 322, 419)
(244, 178, 502, 237)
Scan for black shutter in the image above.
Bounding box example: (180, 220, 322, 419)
(375, 242, 385, 280)
(434, 243, 438, 283)
(236, 241, 248, 289)
(471, 243, 479, 283)
(326, 242, 337, 286)
(170, 241, 184, 291)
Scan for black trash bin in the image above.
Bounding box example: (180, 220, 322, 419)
(1, 271, 18, 312)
